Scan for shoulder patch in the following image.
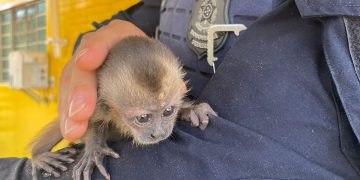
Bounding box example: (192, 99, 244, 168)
(187, 0, 230, 58)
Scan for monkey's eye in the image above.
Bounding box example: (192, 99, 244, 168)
(162, 106, 174, 117)
(136, 114, 150, 124)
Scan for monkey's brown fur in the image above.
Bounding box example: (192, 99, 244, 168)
(30, 36, 217, 180)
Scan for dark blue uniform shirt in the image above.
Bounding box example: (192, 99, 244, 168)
(1, 0, 360, 179)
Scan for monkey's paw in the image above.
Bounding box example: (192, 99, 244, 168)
(72, 145, 119, 180)
(32, 147, 77, 179)
(179, 103, 218, 130)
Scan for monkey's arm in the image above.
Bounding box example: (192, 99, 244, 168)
(178, 101, 218, 130)
(30, 118, 77, 179)
(72, 121, 119, 180)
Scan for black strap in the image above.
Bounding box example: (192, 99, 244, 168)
(344, 17, 360, 82)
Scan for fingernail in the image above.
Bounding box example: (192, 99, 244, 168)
(68, 96, 86, 118)
(64, 118, 81, 135)
(74, 48, 88, 63)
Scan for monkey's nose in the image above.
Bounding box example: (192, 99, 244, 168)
(150, 132, 166, 139)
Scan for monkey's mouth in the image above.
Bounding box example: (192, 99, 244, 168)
(135, 131, 172, 145)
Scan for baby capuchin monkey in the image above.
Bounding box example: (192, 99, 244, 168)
(30, 36, 217, 180)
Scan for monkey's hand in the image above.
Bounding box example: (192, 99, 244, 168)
(73, 120, 117, 180)
(31, 147, 77, 179)
(72, 143, 119, 180)
(179, 102, 218, 130)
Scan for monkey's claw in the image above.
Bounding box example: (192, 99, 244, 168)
(73, 145, 119, 180)
(31, 148, 77, 179)
(179, 103, 217, 130)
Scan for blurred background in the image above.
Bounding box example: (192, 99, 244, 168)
(0, 0, 139, 158)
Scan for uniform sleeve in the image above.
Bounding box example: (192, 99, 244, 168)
(73, 0, 162, 53)
(0, 158, 33, 180)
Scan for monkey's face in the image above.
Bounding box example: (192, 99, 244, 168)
(98, 36, 186, 144)
(121, 104, 179, 145)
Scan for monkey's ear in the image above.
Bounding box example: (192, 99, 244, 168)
(98, 98, 110, 112)
(180, 81, 187, 94)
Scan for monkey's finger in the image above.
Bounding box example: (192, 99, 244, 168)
(83, 160, 95, 180)
(48, 159, 68, 172)
(73, 158, 87, 180)
(103, 148, 120, 158)
(196, 103, 218, 116)
(32, 163, 39, 180)
(58, 164, 68, 172)
(206, 107, 218, 117)
(199, 122, 208, 130)
(48, 153, 75, 163)
(73, 169, 82, 180)
(58, 147, 77, 155)
(37, 163, 61, 178)
(189, 110, 200, 127)
(197, 113, 209, 131)
(193, 104, 212, 130)
(43, 159, 68, 172)
(95, 156, 110, 180)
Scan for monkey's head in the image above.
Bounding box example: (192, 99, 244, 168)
(98, 36, 186, 145)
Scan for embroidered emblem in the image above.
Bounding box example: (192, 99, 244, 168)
(199, 0, 217, 24)
(187, 0, 230, 58)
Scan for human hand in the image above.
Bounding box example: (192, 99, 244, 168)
(59, 20, 146, 141)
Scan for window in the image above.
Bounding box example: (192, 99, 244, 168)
(1, 11, 11, 82)
(0, 0, 46, 83)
